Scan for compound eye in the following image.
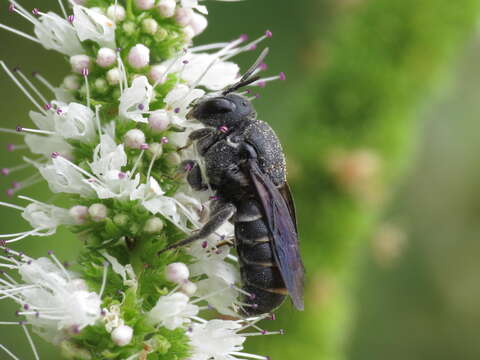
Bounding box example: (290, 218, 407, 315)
(201, 98, 236, 115)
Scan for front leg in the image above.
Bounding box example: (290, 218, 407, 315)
(157, 202, 236, 255)
(180, 160, 208, 191)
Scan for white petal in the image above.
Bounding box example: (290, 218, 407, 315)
(73, 5, 116, 48)
(34, 12, 84, 56)
(119, 76, 153, 122)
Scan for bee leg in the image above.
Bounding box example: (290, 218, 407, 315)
(157, 202, 236, 255)
(177, 128, 217, 152)
(179, 160, 208, 191)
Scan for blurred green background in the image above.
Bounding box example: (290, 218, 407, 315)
(2, 0, 480, 359)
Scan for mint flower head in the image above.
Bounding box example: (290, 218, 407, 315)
(0, 1, 286, 359)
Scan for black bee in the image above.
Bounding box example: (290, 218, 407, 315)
(160, 49, 304, 315)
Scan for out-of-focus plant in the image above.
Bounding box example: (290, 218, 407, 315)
(0, 1, 286, 359)
(248, 0, 480, 359)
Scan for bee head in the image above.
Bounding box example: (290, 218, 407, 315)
(186, 93, 256, 128)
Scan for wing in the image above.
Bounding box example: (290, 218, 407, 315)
(278, 182, 298, 234)
(247, 159, 305, 310)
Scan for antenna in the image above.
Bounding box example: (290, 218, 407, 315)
(222, 47, 269, 95)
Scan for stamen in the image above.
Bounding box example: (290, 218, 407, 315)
(82, 68, 91, 108)
(146, 154, 158, 179)
(191, 285, 231, 304)
(230, 352, 269, 360)
(22, 324, 40, 360)
(0, 62, 47, 115)
(14, 68, 48, 105)
(16, 127, 55, 136)
(0, 23, 40, 44)
(0, 201, 25, 211)
(32, 73, 56, 93)
(7, 144, 28, 152)
(0, 127, 27, 135)
(48, 251, 71, 281)
(0, 344, 20, 360)
(2, 163, 30, 176)
(94, 105, 103, 138)
(129, 150, 145, 178)
(56, 0, 68, 18)
(98, 262, 109, 298)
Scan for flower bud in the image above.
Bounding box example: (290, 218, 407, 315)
(106, 4, 126, 22)
(190, 13, 207, 36)
(96, 47, 117, 68)
(183, 26, 195, 41)
(144, 217, 164, 233)
(111, 325, 133, 346)
(180, 281, 197, 297)
(127, 44, 150, 69)
(142, 18, 159, 34)
(122, 21, 136, 35)
(113, 214, 129, 226)
(149, 143, 163, 157)
(69, 205, 89, 225)
(149, 110, 170, 132)
(149, 64, 168, 84)
(88, 203, 108, 222)
(135, 0, 155, 10)
(154, 28, 168, 42)
(175, 8, 194, 26)
(124, 129, 146, 149)
(95, 78, 108, 94)
(157, 0, 176, 17)
(166, 152, 181, 165)
(63, 75, 80, 91)
(165, 262, 190, 284)
(70, 55, 91, 74)
(106, 68, 121, 85)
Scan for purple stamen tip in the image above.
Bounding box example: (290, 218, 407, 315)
(182, 60, 189, 64)
(201, 241, 208, 249)
(265, 30, 273, 38)
(252, 303, 258, 309)
(32, 8, 39, 16)
(44, 103, 52, 110)
(31, 71, 39, 77)
(15, 126, 23, 132)
(8, 3, 15, 13)
(68, 15, 74, 23)
(72, 325, 80, 334)
(249, 293, 256, 300)
(269, 313, 276, 321)
(23, 304, 29, 310)
(51, 152, 60, 159)
(161, 136, 169, 144)
(249, 44, 257, 51)
(261, 330, 267, 335)
(1, 168, 10, 176)
(56, 109, 63, 115)
(48, 250, 53, 255)
(138, 103, 145, 111)
(7, 144, 15, 152)
(15, 310, 20, 316)
(174, 107, 180, 114)
(81, 68, 89, 77)
(63, 261, 70, 268)
(256, 81, 266, 88)
(100, 310, 107, 316)
(6, 189, 14, 197)
(140, 143, 149, 150)
(259, 63, 268, 71)
(12, 182, 21, 189)
(0, 240, 5, 247)
(240, 34, 249, 42)
(254, 93, 261, 99)
(12, 66, 20, 73)
(118, 172, 126, 179)
(116, 47, 122, 53)
(209, 195, 219, 201)
(279, 72, 286, 81)
(184, 163, 193, 172)
(218, 125, 229, 133)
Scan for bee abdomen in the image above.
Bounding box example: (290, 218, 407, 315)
(234, 205, 287, 315)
